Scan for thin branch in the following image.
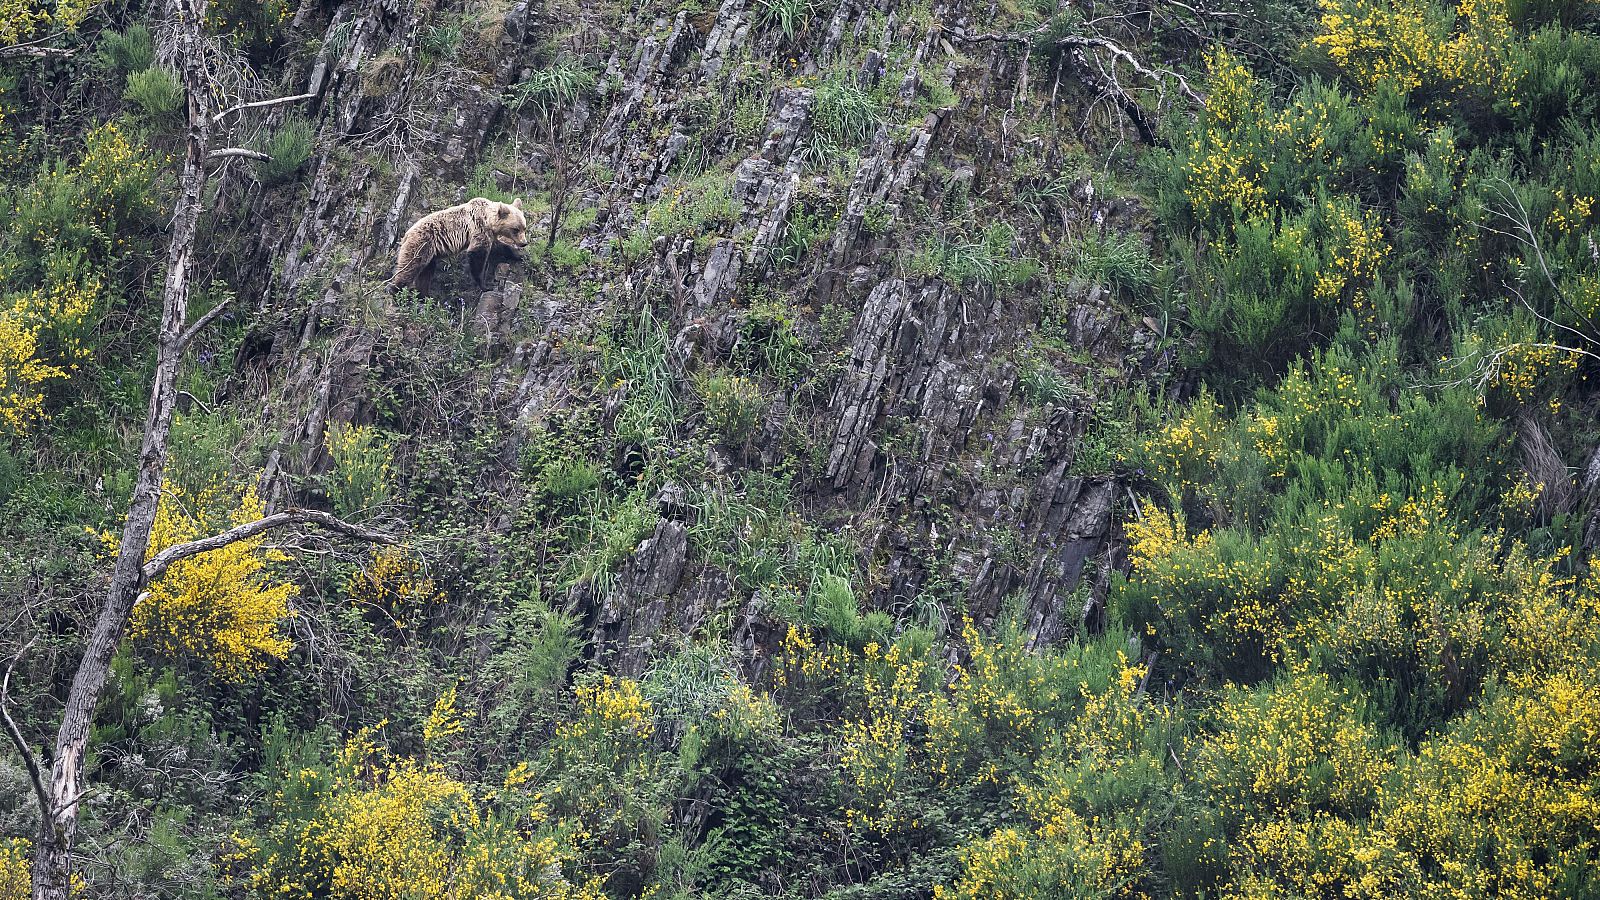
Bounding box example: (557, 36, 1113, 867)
(206, 148, 271, 162)
(142, 509, 399, 585)
(1, 639, 51, 824)
(1056, 35, 1206, 106)
(951, 29, 1206, 106)
(50, 787, 97, 823)
(1483, 178, 1600, 341)
(211, 91, 318, 125)
(1432, 341, 1600, 393)
(177, 293, 237, 349)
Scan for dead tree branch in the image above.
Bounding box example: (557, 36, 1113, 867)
(211, 91, 318, 125)
(0, 45, 74, 59)
(1, 641, 51, 827)
(1056, 35, 1205, 107)
(142, 510, 399, 585)
(950, 28, 1204, 146)
(176, 294, 237, 350)
(206, 148, 271, 162)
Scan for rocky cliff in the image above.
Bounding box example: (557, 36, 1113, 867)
(216, 0, 1165, 680)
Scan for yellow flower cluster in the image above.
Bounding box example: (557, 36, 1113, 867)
(0, 0, 91, 48)
(774, 623, 845, 690)
(1312, 0, 1513, 95)
(1313, 0, 1439, 92)
(238, 738, 603, 900)
(1126, 504, 1209, 571)
(17, 123, 158, 248)
(348, 545, 439, 627)
(839, 639, 933, 831)
(708, 682, 780, 735)
(1182, 134, 1268, 223)
(1203, 48, 1264, 129)
(424, 684, 466, 749)
(1375, 670, 1600, 898)
(1184, 50, 1270, 221)
(0, 838, 26, 900)
(934, 818, 1148, 900)
(0, 271, 97, 433)
(128, 482, 296, 680)
(324, 423, 395, 514)
(559, 676, 653, 742)
(1314, 200, 1389, 311)
(1547, 188, 1595, 235)
(1141, 391, 1225, 495)
(1490, 339, 1580, 402)
(1195, 674, 1391, 824)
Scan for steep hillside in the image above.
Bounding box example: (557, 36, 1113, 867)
(5, 0, 1600, 895)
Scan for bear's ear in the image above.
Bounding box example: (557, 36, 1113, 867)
(511, 197, 523, 210)
(497, 203, 510, 219)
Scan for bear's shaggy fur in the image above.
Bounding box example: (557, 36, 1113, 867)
(389, 197, 528, 296)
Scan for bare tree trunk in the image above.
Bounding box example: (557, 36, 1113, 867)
(30, 2, 211, 896)
(22, 5, 370, 896)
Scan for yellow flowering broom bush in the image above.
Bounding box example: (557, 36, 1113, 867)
(125, 482, 297, 680)
(235, 727, 604, 900)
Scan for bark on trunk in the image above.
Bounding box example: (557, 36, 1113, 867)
(31, 2, 211, 896)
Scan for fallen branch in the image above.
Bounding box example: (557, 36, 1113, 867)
(142, 509, 399, 585)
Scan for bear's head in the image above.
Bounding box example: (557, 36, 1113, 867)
(493, 198, 528, 251)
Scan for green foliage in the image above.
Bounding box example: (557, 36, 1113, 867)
(540, 456, 602, 502)
(18, 1, 1600, 898)
(908, 222, 1040, 287)
(256, 117, 315, 185)
(1015, 351, 1074, 405)
(418, 20, 463, 61)
(123, 67, 183, 123)
(621, 171, 741, 259)
(755, 0, 812, 40)
(99, 24, 155, 74)
(597, 307, 680, 448)
(1068, 229, 1155, 295)
(510, 62, 597, 118)
(697, 371, 766, 446)
(812, 75, 882, 146)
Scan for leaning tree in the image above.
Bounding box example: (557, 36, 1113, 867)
(0, 2, 392, 897)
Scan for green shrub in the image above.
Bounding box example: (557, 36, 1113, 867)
(598, 307, 679, 448)
(908, 222, 1039, 288)
(324, 424, 395, 517)
(256, 117, 315, 185)
(1070, 230, 1155, 295)
(510, 62, 596, 118)
(1016, 352, 1073, 405)
(812, 75, 881, 147)
(698, 372, 766, 446)
(419, 21, 463, 60)
(123, 67, 183, 123)
(540, 457, 602, 502)
(756, 0, 812, 40)
(99, 24, 155, 74)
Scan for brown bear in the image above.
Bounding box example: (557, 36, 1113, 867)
(389, 197, 529, 296)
